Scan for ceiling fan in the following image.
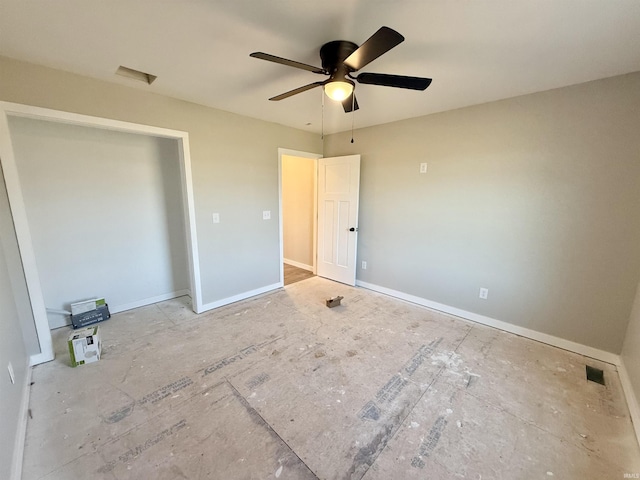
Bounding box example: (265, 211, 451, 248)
(250, 26, 432, 113)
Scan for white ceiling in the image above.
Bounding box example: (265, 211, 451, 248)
(1, 1, 639, 134)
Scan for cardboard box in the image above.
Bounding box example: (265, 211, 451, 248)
(68, 326, 102, 367)
(71, 304, 110, 329)
(70, 299, 101, 316)
(325, 296, 344, 308)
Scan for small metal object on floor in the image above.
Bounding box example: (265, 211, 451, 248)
(325, 296, 343, 308)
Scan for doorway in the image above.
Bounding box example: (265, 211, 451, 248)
(278, 149, 321, 286)
(278, 150, 362, 287)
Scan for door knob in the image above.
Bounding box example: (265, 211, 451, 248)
(349, 227, 358, 232)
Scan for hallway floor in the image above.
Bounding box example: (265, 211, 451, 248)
(23, 277, 640, 479)
(283, 263, 315, 285)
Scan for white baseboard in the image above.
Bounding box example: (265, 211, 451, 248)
(110, 289, 191, 314)
(29, 351, 54, 366)
(198, 283, 282, 313)
(356, 280, 621, 366)
(47, 289, 191, 329)
(283, 258, 313, 272)
(618, 359, 640, 449)
(11, 361, 32, 480)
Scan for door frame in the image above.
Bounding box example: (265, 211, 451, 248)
(0, 101, 202, 366)
(277, 148, 322, 285)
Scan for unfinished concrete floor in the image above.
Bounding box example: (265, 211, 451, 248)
(24, 277, 640, 479)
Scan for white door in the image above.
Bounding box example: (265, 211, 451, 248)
(317, 155, 360, 285)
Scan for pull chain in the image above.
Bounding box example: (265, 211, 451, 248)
(321, 87, 325, 140)
(350, 93, 355, 143)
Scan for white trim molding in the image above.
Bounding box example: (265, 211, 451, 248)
(199, 283, 281, 312)
(0, 101, 202, 363)
(10, 361, 32, 480)
(618, 360, 640, 449)
(283, 258, 313, 272)
(110, 290, 191, 315)
(29, 352, 52, 367)
(356, 280, 621, 366)
(0, 105, 53, 363)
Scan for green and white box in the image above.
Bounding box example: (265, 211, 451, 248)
(68, 326, 102, 367)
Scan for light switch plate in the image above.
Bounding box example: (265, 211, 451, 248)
(263, 210, 271, 220)
(420, 163, 428, 174)
(212, 213, 220, 224)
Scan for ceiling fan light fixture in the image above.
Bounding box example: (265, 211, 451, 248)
(324, 80, 354, 101)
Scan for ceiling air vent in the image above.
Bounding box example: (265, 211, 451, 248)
(115, 66, 157, 85)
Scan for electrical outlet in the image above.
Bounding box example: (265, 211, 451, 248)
(212, 213, 220, 224)
(263, 210, 271, 220)
(420, 162, 428, 174)
(7, 363, 15, 384)
(479, 288, 489, 300)
(361, 261, 367, 270)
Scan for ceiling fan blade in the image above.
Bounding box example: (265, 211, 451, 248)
(356, 73, 432, 90)
(250, 52, 324, 74)
(343, 27, 404, 71)
(342, 93, 359, 113)
(269, 81, 326, 101)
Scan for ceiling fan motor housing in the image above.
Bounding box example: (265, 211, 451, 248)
(320, 40, 358, 79)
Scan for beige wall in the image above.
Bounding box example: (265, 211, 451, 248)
(325, 72, 640, 354)
(622, 283, 640, 418)
(0, 56, 322, 306)
(0, 163, 30, 480)
(282, 155, 315, 269)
